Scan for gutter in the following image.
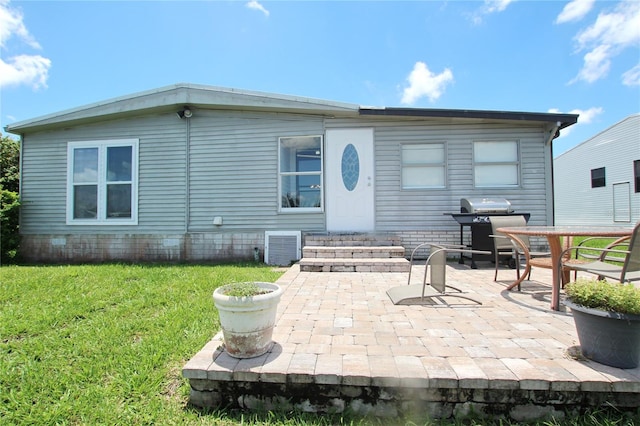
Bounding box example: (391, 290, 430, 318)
(359, 107, 579, 129)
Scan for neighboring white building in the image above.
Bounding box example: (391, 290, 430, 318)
(554, 114, 640, 226)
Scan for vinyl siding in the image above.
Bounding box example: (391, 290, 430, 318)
(327, 117, 553, 232)
(187, 110, 325, 232)
(554, 114, 640, 226)
(20, 112, 187, 234)
(18, 107, 557, 262)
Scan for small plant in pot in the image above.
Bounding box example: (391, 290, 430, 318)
(213, 281, 283, 359)
(564, 278, 640, 369)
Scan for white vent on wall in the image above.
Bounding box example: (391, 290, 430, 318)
(265, 231, 301, 266)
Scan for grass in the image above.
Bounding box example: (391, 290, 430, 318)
(1, 263, 639, 425)
(571, 236, 629, 263)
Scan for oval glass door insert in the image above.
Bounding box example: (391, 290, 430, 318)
(341, 143, 360, 191)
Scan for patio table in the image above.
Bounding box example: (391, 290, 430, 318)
(495, 225, 633, 311)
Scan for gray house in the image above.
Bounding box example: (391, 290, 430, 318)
(5, 83, 577, 264)
(554, 114, 640, 226)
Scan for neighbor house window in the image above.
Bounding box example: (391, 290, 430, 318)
(279, 136, 323, 211)
(67, 139, 138, 225)
(473, 141, 519, 187)
(401, 143, 446, 189)
(591, 167, 605, 188)
(634, 160, 640, 193)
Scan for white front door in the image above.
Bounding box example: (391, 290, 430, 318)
(325, 128, 375, 232)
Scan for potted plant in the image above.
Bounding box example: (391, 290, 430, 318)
(213, 281, 283, 358)
(564, 278, 640, 368)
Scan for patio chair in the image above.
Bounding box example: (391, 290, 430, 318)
(559, 221, 640, 284)
(571, 235, 631, 280)
(387, 243, 491, 305)
(489, 216, 550, 289)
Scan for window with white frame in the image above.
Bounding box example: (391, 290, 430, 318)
(401, 143, 446, 189)
(473, 140, 519, 187)
(279, 136, 323, 211)
(67, 139, 138, 225)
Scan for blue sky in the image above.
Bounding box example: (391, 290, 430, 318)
(1, 0, 638, 156)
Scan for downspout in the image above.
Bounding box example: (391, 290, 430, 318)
(545, 122, 561, 226)
(184, 115, 191, 235)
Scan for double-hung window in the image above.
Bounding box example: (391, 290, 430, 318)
(279, 136, 323, 211)
(401, 143, 446, 189)
(67, 139, 138, 225)
(473, 141, 519, 187)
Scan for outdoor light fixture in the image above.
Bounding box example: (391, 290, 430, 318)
(177, 107, 192, 119)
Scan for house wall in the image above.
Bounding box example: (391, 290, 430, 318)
(554, 115, 640, 226)
(18, 109, 326, 263)
(327, 117, 554, 252)
(20, 112, 187, 235)
(187, 109, 325, 232)
(18, 110, 554, 263)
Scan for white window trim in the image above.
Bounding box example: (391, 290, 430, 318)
(401, 141, 447, 190)
(472, 140, 521, 188)
(66, 138, 139, 225)
(278, 135, 324, 213)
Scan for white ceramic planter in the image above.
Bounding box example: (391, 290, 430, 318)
(213, 282, 282, 358)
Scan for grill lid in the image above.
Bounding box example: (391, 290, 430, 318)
(460, 197, 513, 214)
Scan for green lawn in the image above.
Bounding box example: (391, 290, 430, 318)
(1, 264, 638, 425)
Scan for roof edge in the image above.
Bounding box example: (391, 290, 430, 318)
(5, 83, 360, 133)
(359, 107, 579, 129)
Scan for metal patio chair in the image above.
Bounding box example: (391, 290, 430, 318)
(489, 215, 550, 289)
(559, 221, 640, 284)
(387, 243, 490, 305)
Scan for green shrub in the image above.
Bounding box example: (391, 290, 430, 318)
(0, 189, 20, 264)
(565, 278, 640, 315)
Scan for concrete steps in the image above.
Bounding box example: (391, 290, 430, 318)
(299, 234, 410, 272)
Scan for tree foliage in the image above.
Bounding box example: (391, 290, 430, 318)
(1, 136, 20, 193)
(1, 135, 21, 263)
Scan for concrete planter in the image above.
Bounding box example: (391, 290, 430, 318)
(213, 282, 282, 358)
(564, 299, 640, 369)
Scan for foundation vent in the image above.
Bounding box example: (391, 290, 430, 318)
(265, 231, 301, 266)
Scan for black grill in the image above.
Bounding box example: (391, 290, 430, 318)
(447, 198, 530, 268)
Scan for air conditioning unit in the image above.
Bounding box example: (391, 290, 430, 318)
(265, 231, 301, 266)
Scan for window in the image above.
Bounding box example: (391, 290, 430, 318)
(401, 143, 446, 189)
(279, 136, 322, 211)
(591, 167, 606, 188)
(473, 141, 519, 187)
(634, 160, 640, 193)
(67, 139, 138, 225)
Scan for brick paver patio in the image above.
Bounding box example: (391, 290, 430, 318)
(184, 262, 640, 421)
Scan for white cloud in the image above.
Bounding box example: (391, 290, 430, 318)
(246, 0, 269, 17)
(401, 62, 454, 105)
(570, 0, 640, 84)
(0, 0, 51, 89)
(484, 0, 513, 14)
(471, 0, 513, 24)
(0, 0, 40, 49)
(572, 44, 611, 83)
(548, 106, 603, 137)
(555, 0, 595, 24)
(622, 64, 640, 86)
(0, 54, 51, 89)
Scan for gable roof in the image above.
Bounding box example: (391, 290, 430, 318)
(5, 83, 578, 134)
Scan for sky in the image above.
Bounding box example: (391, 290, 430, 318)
(1, 0, 639, 156)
